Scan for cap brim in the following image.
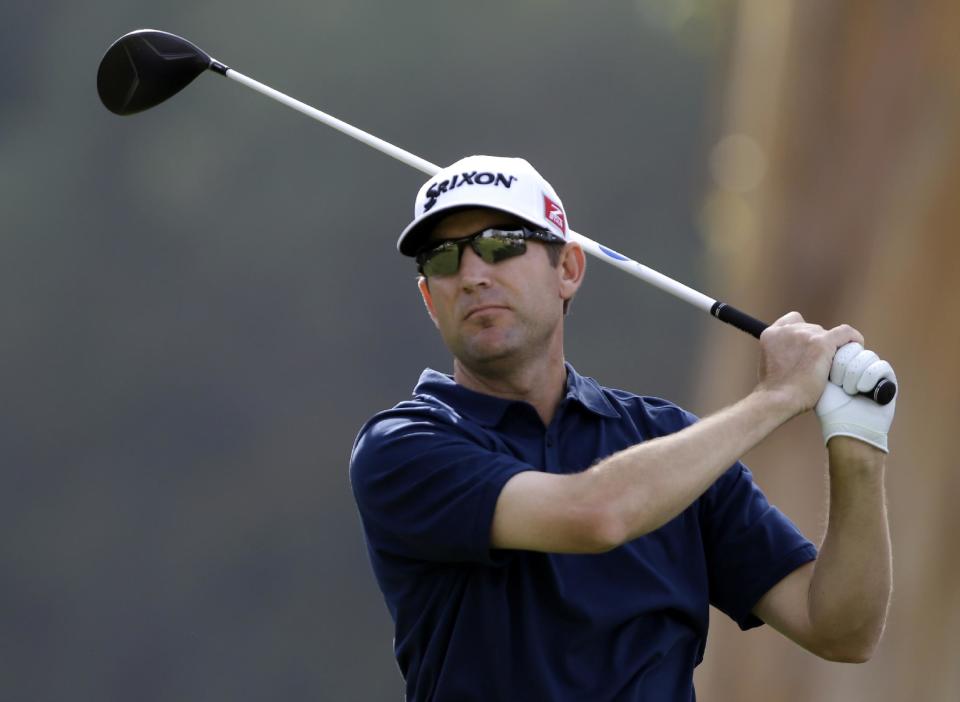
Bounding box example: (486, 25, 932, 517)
(396, 201, 547, 257)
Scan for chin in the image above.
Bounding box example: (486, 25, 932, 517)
(456, 332, 522, 367)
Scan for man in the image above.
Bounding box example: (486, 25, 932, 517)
(350, 155, 896, 701)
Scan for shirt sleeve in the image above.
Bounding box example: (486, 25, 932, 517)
(349, 407, 534, 565)
(699, 462, 818, 630)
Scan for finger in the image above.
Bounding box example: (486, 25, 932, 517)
(843, 349, 880, 394)
(857, 359, 894, 393)
(830, 342, 863, 385)
(825, 323, 864, 350)
(771, 311, 804, 327)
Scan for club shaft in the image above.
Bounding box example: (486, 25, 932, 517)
(226, 69, 441, 175)
(569, 233, 716, 311)
(218, 65, 895, 405)
(224, 68, 718, 310)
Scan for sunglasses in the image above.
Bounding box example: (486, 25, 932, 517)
(416, 226, 564, 277)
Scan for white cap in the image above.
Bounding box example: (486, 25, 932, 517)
(397, 155, 569, 256)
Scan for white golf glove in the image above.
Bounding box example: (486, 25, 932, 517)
(814, 342, 897, 453)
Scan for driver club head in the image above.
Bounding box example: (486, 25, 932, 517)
(97, 29, 220, 115)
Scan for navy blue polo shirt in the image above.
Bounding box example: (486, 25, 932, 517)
(350, 364, 816, 701)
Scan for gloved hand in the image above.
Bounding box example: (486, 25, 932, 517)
(815, 342, 898, 453)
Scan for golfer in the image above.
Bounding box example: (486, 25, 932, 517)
(350, 155, 896, 701)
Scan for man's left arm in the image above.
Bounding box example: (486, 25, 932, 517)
(753, 437, 891, 662)
(753, 342, 897, 662)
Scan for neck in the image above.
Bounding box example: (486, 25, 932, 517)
(453, 345, 568, 426)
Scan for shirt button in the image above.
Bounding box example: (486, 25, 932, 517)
(546, 437, 554, 447)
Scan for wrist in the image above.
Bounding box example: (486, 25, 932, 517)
(749, 384, 804, 424)
(827, 435, 887, 468)
(822, 425, 888, 454)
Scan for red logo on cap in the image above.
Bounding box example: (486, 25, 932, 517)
(544, 195, 566, 235)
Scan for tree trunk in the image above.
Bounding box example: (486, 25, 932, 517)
(694, 1, 960, 699)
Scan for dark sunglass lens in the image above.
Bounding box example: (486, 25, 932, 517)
(473, 236, 526, 264)
(421, 243, 461, 276)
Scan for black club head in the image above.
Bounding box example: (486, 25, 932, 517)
(97, 29, 216, 115)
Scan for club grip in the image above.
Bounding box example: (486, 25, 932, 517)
(709, 301, 897, 406)
(709, 302, 767, 339)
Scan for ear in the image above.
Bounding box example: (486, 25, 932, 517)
(417, 277, 440, 328)
(558, 242, 586, 303)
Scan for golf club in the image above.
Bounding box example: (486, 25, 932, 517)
(96, 29, 896, 406)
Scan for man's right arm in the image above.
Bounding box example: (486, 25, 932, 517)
(491, 313, 862, 554)
(491, 387, 795, 553)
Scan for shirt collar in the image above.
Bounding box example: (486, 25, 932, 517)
(562, 363, 621, 419)
(413, 363, 620, 427)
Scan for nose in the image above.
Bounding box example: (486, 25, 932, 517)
(457, 245, 492, 290)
